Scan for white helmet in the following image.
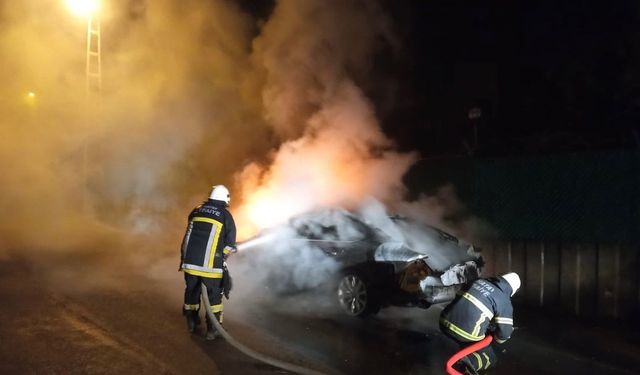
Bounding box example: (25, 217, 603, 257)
(502, 272, 521, 297)
(209, 185, 230, 205)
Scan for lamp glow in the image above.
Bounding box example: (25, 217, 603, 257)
(65, 0, 100, 17)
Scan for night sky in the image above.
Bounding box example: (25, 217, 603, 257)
(2, 0, 638, 242)
(392, 1, 640, 156)
(240, 0, 640, 157)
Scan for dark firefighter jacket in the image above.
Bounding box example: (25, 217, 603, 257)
(180, 199, 237, 279)
(440, 276, 514, 344)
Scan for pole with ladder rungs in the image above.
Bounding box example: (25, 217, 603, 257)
(85, 15, 101, 97)
(83, 15, 100, 213)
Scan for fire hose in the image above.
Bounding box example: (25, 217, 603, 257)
(200, 282, 327, 375)
(445, 335, 493, 375)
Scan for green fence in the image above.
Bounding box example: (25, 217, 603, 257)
(407, 150, 640, 242)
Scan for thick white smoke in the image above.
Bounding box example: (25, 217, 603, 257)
(0, 0, 266, 294)
(396, 184, 496, 243)
(246, 0, 398, 140)
(230, 199, 482, 318)
(234, 0, 417, 238)
(0, 0, 489, 309)
(220, 0, 490, 317)
(235, 81, 418, 237)
(0, 0, 273, 251)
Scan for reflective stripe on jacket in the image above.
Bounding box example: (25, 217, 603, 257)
(440, 277, 514, 343)
(180, 199, 236, 278)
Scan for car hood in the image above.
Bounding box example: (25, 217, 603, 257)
(374, 219, 479, 272)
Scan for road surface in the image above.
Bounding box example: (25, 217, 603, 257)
(1, 255, 639, 374)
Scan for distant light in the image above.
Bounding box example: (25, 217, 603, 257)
(24, 91, 37, 107)
(468, 107, 482, 120)
(65, 0, 100, 18)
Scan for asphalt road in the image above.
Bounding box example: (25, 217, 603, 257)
(0, 256, 318, 375)
(232, 294, 640, 375)
(1, 255, 639, 375)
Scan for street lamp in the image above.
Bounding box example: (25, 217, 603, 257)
(65, 0, 102, 97)
(25, 91, 37, 105)
(65, 0, 100, 17)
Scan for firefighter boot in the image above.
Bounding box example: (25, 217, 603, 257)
(452, 356, 479, 375)
(193, 311, 201, 326)
(205, 312, 222, 340)
(184, 311, 197, 333)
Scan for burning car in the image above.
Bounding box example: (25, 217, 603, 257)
(238, 208, 483, 317)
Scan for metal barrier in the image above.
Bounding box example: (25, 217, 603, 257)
(482, 240, 640, 322)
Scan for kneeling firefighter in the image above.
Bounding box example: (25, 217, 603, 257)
(440, 272, 521, 374)
(179, 185, 237, 340)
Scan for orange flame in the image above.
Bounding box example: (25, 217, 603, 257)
(233, 82, 418, 240)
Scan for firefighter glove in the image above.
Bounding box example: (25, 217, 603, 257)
(222, 263, 233, 300)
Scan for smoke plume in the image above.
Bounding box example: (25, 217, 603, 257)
(0, 0, 488, 303)
(0, 0, 261, 254)
(234, 0, 416, 238)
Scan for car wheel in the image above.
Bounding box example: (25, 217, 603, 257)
(337, 273, 376, 317)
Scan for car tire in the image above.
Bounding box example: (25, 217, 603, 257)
(336, 273, 379, 317)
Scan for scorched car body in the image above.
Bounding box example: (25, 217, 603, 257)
(240, 208, 483, 317)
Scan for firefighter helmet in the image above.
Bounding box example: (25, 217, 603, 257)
(209, 185, 231, 205)
(502, 272, 521, 296)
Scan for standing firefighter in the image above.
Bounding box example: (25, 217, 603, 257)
(440, 272, 521, 374)
(180, 185, 237, 340)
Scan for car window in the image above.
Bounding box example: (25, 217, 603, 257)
(293, 222, 338, 240)
(432, 227, 459, 244)
(289, 210, 369, 241)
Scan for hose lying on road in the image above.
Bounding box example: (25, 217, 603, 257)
(445, 335, 493, 375)
(200, 283, 327, 375)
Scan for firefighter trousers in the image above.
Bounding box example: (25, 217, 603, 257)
(183, 273, 224, 323)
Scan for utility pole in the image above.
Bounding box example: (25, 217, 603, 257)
(82, 14, 101, 213)
(64, 0, 102, 212)
(83, 13, 101, 188)
(85, 15, 102, 96)
(466, 106, 482, 156)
